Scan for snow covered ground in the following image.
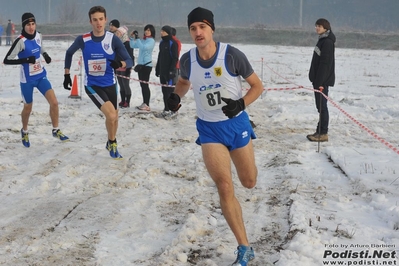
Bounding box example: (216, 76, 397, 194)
(0, 40, 398, 266)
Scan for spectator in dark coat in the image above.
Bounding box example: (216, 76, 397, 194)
(115, 26, 134, 108)
(307, 18, 335, 142)
(6, 19, 13, 45)
(155, 25, 178, 118)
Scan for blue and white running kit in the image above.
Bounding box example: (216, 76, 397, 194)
(65, 31, 133, 110)
(182, 42, 256, 150)
(10, 32, 52, 104)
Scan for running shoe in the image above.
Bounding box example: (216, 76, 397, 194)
(163, 111, 178, 120)
(121, 102, 130, 108)
(231, 245, 255, 266)
(52, 129, 69, 141)
(136, 103, 150, 111)
(21, 129, 30, 148)
(105, 141, 123, 159)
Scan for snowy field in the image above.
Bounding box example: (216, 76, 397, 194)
(0, 40, 399, 266)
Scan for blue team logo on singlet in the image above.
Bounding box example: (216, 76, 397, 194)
(199, 83, 222, 91)
(103, 43, 110, 51)
(204, 72, 211, 79)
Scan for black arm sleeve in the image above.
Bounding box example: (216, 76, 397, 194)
(3, 38, 27, 65)
(3, 58, 30, 65)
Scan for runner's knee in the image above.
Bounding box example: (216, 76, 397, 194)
(215, 179, 235, 198)
(241, 178, 256, 189)
(238, 170, 257, 189)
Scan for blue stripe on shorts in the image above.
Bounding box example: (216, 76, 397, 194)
(195, 111, 256, 151)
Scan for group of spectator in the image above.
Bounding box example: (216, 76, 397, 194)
(108, 19, 182, 119)
(0, 19, 16, 46)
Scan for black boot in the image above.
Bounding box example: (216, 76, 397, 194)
(119, 91, 126, 107)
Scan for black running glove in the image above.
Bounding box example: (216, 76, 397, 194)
(63, 74, 72, 90)
(43, 52, 51, 64)
(167, 93, 181, 112)
(108, 59, 123, 69)
(26, 56, 36, 64)
(133, 30, 139, 39)
(221, 97, 245, 119)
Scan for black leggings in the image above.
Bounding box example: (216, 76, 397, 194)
(160, 75, 175, 111)
(138, 66, 152, 106)
(116, 69, 131, 98)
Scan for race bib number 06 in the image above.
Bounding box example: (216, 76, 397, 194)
(199, 87, 230, 111)
(88, 58, 106, 76)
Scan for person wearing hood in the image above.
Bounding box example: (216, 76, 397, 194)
(3, 12, 69, 148)
(307, 18, 336, 142)
(155, 25, 179, 119)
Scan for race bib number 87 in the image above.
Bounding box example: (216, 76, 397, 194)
(199, 86, 230, 111)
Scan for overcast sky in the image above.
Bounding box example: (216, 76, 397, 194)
(1, 0, 398, 32)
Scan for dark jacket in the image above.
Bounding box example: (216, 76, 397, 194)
(6, 22, 12, 35)
(309, 30, 336, 88)
(155, 35, 178, 80)
(116, 40, 134, 69)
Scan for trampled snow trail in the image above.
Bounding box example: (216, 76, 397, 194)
(1, 43, 399, 265)
(0, 105, 297, 265)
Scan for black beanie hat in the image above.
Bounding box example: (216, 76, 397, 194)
(161, 25, 172, 36)
(22, 12, 35, 28)
(109, 19, 120, 28)
(187, 7, 215, 31)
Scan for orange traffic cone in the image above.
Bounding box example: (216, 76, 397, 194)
(68, 75, 81, 99)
